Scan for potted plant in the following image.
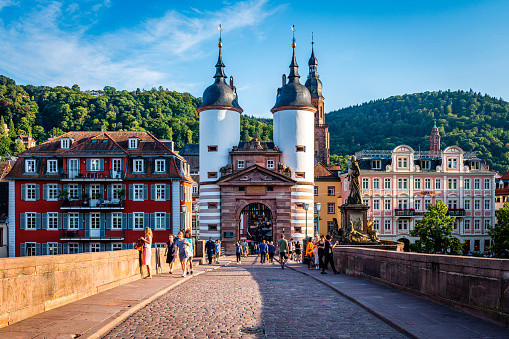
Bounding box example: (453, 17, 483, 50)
(58, 189, 69, 206)
(82, 193, 90, 206)
(116, 188, 126, 200)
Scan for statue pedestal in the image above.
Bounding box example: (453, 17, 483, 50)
(339, 204, 369, 234)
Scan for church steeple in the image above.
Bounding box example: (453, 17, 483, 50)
(429, 121, 441, 158)
(213, 43, 226, 80)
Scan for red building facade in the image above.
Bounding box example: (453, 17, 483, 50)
(7, 131, 192, 257)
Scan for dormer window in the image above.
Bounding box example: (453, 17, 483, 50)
(397, 157, 408, 169)
(61, 138, 70, 149)
(372, 160, 381, 170)
(421, 160, 430, 170)
(25, 159, 37, 173)
(47, 159, 58, 174)
(128, 138, 139, 149)
(447, 158, 458, 169)
(471, 161, 480, 170)
(155, 159, 166, 173)
(133, 159, 144, 173)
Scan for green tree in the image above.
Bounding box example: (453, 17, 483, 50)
(12, 140, 25, 155)
(0, 116, 6, 136)
(330, 154, 349, 170)
(0, 136, 12, 156)
(48, 127, 65, 138)
(32, 125, 46, 142)
(487, 202, 509, 257)
(8, 119, 16, 138)
(410, 201, 461, 254)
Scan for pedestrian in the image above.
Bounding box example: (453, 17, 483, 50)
(268, 241, 276, 264)
(164, 234, 177, 274)
(205, 237, 215, 265)
(214, 239, 221, 263)
(175, 231, 188, 277)
(242, 240, 248, 257)
(305, 237, 315, 270)
(321, 234, 340, 274)
(235, 241, 243, 264)
(184, 230, 194, 275)
(140, 227, 153, 279)
(313, 235, 320, 269)
(295, 240, 302, 262)
(288, 238, 294, 261)
(259, 239, 268, 263)
(317, 234, 326, 269)
(277, 234, 289, 269)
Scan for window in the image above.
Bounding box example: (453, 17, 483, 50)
(239, 186, 245, 192)
(474, 220, 480, 230)
(61, 138, 70, 149)
(25, 159, 37, 173)
(47, 213, 58, 230)
(208, 172, 218, 179)
(314, 186, 318, 196)
(384, 178, 391, 189)
(47, 160, 58, 173)
(327, 203, 335, 214)
(133, 184, 144, 201)
(398, 199, 408, 209)
(69, 213, 79, 229)
(328, 186, 335, 196)
(208, 224, 217, 231)
(464, 220, 470, 230)
(362, 178, 369, 189)
(474, 179, 480, 190)
(90, 184, 101, 199)
(112, 213, 122, 230)
(111, 184, 122, 200)
(474, 200, 480, 210)
(295, 172, 305, 179)
(384, 199, 391, 210)
(208, 202, 217, 209)
(447, 158, 458, 169)
(397, 157, 408, 169)
(448, 179, 457, 190)
(484, 179, 490, 190)
(448, 200, 458, 209)
(90, 243, 100, 252)
(155, 159, 166, 172)
(373, 220, 380, 230)
(414, 200, 421, 211)
(484, 220, 490, 230)
(424, 178, 431, 190)
(414, 179, 421, 190)
(373, 178, 380, 189)
(267, 186, 274, 192)
(398, 220, 408, 230)
(69, 243, 80, 254)
(363, 199, 369, 206)
(295, 146, 306, 152)
(26, 184, 37, 201)
(208, 145, 218, 152)
(464, 179, 470, 190)
(238, 160, 245, 169)
(384, 220, 391, 231)
(154, 213, 165, 229)
(471, 161, 480, 170)
(90, 213, 100, 229)
(112, 243, 122, 251)
(192, 185, 198, 194)
(134, 213, 144, 229)
(47, 184, 59, 201)
(267, 160, 274, 169)
(129, 138, 138, 149)
(25, 243, 36, 256)
(435, 179, 441, 190)
(464, 200, 471, 211)
(25, 213, 36, 230)
(112, 159, 122, 172)
(424, 199, 432, 210)
(68, 184, 79, 200)
(90, 159, 101, 171)
(452, 221, 458, 231)
(398, 178, 408, 189)
(372, 160, 381, 169)
(133, 159, 144, 173)
(154, 184, 165, 200)
(47, 243, 58, 255)
(373, 199, 380, 210)
(421, 160, 430, 170)
(484, 200, 490, 210)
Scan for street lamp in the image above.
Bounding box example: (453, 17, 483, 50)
(315, 203, 321, 235)
(304, 203, 309, 239)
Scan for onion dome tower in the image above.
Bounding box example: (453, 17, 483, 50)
(197, 27, 243, 239)
(304, 37, 330, 166)
(271, 26, 316, 240)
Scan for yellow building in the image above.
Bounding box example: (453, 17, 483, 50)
(314, 163, 342, 235)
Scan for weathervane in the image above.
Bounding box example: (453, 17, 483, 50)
(291, 25, 296, 48)
(217, 24, 223, 48)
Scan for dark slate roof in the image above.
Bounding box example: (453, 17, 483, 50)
(180, 143, 199, 155)
(304, 77, 323, 98)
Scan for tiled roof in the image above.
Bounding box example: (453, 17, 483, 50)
(501, 171, 509, 180)
(314, 162, 340, 181)
(0, 163, 12, 182)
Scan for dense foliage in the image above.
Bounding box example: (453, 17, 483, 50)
(328, 90, 509, 173)
(488, 202, 509, 257)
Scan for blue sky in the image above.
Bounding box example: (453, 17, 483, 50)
(1, 0, 508, 118)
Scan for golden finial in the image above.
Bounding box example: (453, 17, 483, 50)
(217, 24, 223, 48)
(291, 25, 296, 48)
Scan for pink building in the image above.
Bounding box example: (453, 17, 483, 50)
(340, 126, 496, 252)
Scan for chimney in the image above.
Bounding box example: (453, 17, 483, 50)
(282, 74, 286, 86)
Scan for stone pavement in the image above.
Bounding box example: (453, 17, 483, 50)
(285, 259, 509, 339)
(0, 257, 233, 339)
(104, 256, 406, 338)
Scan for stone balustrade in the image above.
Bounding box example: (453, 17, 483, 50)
(0, 249, 164, 328)
(334, 247, 509, 327)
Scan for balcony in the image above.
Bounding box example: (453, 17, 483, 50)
(60, 228, 125, 241)
(394, 208, 415, 216)
(447, 209, 465, 217)
(60, 199, 124, 210)
(61, 170, 124, 181)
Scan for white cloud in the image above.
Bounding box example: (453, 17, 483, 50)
(0, 0, 279, 91)
(0, 0, 16, 11)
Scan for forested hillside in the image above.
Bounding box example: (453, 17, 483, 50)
(0, 75, 272, 154)
(328, 90, 509, 173)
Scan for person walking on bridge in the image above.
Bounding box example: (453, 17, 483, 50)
(321, 234, 340, 275)
(205, 237, 215, 265)
(259, 240, 268, 263)
(277, 234, 289, 269)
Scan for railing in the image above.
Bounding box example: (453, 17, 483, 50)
(355, 149, 478, 160)
(59, 228, 125, 240)
(61, 199, 124, 209)
(394, 208, 415, 216)
(447, 209, 466, 216)
(61, 170, 124, 180)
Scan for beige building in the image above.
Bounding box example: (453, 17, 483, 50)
(314, 163, 342, 235)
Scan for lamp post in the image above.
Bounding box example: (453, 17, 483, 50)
(315, 203, 321, 235)
(304, 203, 309, 239)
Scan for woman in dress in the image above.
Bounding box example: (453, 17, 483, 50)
(295, 240, 302, 263)
(214, 239, 221, 263)
(164, 234, 177, 274)
(140, 227, 153, 279)
(313, 235, 320, 269)
(175, 231, 188, 277)
(184, 230, 194, 275)
(305, 237, 315, 270)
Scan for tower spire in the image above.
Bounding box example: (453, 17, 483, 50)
(288, 25, 300, 80)
(214, 24, 226, 80)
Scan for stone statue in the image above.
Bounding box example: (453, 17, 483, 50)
(366, 217, 380, 242)
(219, 163, 233, 176)
(344, 221, 371, 243)
(278, 163, 293, 178)
(347, 155, 362, 205)
(330, 217, 343, 243)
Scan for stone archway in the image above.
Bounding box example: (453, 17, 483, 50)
(239, 203, 273, 243)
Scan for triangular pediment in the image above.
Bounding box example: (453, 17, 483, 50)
(216, 164, 296, 185)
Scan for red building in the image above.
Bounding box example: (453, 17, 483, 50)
(6, 131, 192, 257)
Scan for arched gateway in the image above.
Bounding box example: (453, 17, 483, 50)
(239, 203, 273, 242)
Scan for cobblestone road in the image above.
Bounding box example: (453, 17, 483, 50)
(104, 257, 407, 338)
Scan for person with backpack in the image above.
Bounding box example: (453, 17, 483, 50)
(277, 234, 289, 269)
(321, 234, 340, 274)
